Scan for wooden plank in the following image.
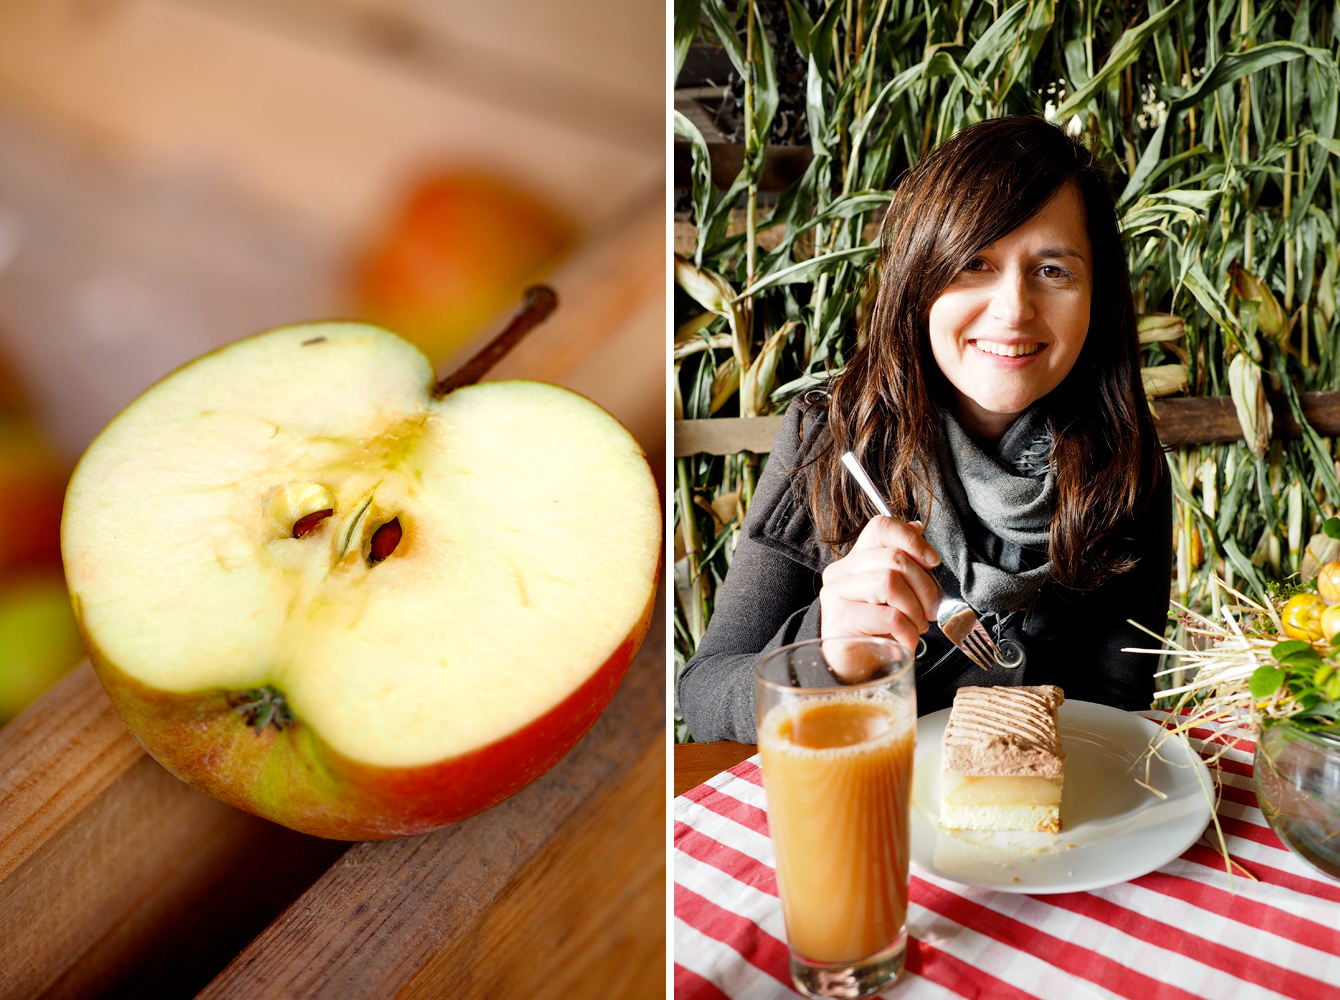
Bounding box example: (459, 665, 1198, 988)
(1151, 392, 1340, 444)
(673, 141, 813, 193)
(0, 0, 659, 243)
(194, 598, 667, 1000)
(394, 734, 665, 1000)
(0, 664, 142, 881)
(672, 393, 1340, 455)
(673, 416, 786, 457)
(674, 741, 758, 797)
(0, 666, 348, 1000)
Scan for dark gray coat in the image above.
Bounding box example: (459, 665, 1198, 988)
(676, 402, 1173, 744)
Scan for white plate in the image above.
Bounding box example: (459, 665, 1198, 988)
(910, 700, 1213, 894)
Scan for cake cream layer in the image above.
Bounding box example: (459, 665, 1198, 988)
(941, 685, 1066, 778)
(939, 802, 1061, 835)
(939, 771, 1063, 807)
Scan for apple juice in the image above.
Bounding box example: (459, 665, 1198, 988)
(759, 694, 915, 965)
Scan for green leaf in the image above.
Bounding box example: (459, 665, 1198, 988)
(1120, 42, 1321, 206)
(733, 245, 879, 300)
(673, 0, 701, 80)
(673, 111, 714, 266)
(1272, 639, 1315, 660)
(1278, 649, 1324, 670)
(1324, 516, 1340, 540)
(779, 0, 813, 62)
(964, 0, 1033, 71)
(1250, 665, 1287, 699)
(698, 0, 746, 81)
(1052, 0, 1184, 122)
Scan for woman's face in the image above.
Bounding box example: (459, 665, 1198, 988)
(927, 182, 1093, 442)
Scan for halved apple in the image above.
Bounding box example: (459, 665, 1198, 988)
(61, 322, 661, 840)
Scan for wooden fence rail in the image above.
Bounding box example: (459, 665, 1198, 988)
(674, 392, 1340, 456)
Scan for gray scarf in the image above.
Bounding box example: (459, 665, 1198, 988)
(922, 405, 1054, 614)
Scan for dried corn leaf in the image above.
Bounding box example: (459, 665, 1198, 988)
(1230, 262, 1288, 345)
(1137, 312, 1186, 343)
(1141, 363, 1188, 397)
(709, 357, 739, 414)
(1228, 353, 1272, 460)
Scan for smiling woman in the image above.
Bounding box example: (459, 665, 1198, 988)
(928, 182, 1092, 441)
(677, 116, 1172, 744)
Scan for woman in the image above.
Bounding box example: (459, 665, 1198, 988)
(678, 115, 1171, 744)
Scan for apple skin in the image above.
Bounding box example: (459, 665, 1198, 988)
(79, 581, 656, 841)
(0, 417, 67, 575)
(355, 173, 575, 366)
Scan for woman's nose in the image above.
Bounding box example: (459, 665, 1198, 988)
(988, 272, 1034, 326)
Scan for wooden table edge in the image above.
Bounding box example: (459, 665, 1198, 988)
(674, 741, 758, 797)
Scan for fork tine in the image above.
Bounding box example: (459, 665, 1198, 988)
(959, 634, 996, 671)
(967, 621, 1001, 658)
(961, 631, 998, 671)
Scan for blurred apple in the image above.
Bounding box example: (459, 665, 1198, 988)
(355, 173, 574, 365)
(0, 416, 67, 575)
(0, 572, 86, 723)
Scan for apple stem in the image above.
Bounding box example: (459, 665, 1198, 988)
(433, 285, 558, 397)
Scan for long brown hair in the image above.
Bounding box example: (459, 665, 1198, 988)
(803, 115, 1162, 590)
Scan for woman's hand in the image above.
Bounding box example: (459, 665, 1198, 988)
(820, 516, 942, 660)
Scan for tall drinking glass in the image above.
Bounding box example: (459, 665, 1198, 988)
(756, 637, 916, 1000)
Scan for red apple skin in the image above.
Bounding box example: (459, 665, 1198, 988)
(356, 173, 575, 365)
(77, 580, 657, 841)
(0, 418, 67, 575)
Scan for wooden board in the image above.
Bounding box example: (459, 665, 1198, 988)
(1150, 391, 1340, 444)
(0, 604, 665, 1000)
(194, 601, 666, 1000)
(673, 393, 1340, 456)
(0, 665, 350, 1000)
(0, 0, 660, 243)
(673, 416, 786, 457)
(674, 741, 758, 798)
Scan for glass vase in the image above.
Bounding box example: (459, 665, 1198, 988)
(1253, 723, 1340, 882)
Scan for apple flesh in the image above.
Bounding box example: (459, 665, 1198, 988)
(62, 323, 661, 839)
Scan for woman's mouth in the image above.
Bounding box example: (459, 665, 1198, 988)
(972, 340, 1043, 358)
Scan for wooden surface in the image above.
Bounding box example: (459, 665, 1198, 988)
(673, 392, 1340, 456)
(1, 602, 664, 1000)
(0, 665, 348, 1000)
(194, 600, 666, 1000)
(673, 141, 814, 193)
(0, 0, 660, 243)
(674, 741, 758, 798)
(486, 192, 665, 457)
(1150, 391, 1340, 444)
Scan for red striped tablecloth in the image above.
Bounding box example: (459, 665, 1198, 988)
(674, 714, 1340, 1000)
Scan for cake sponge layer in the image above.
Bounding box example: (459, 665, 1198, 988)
(939, 802, 1060, 835)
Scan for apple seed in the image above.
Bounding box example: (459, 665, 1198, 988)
(369, 518, 402, 563)
(268, 481, 337, 537)
(293, 508, 335, 538)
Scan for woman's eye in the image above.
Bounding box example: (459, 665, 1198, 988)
(963, 258, 987, 272)
(1040, 264, 1071, 279)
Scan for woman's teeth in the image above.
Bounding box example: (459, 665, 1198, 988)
(975, 340, 1041, 357)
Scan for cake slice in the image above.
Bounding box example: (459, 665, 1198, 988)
(939, 685, 1065, 834)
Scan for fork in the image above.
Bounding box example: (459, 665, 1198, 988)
(839, 451, 1005, 671)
